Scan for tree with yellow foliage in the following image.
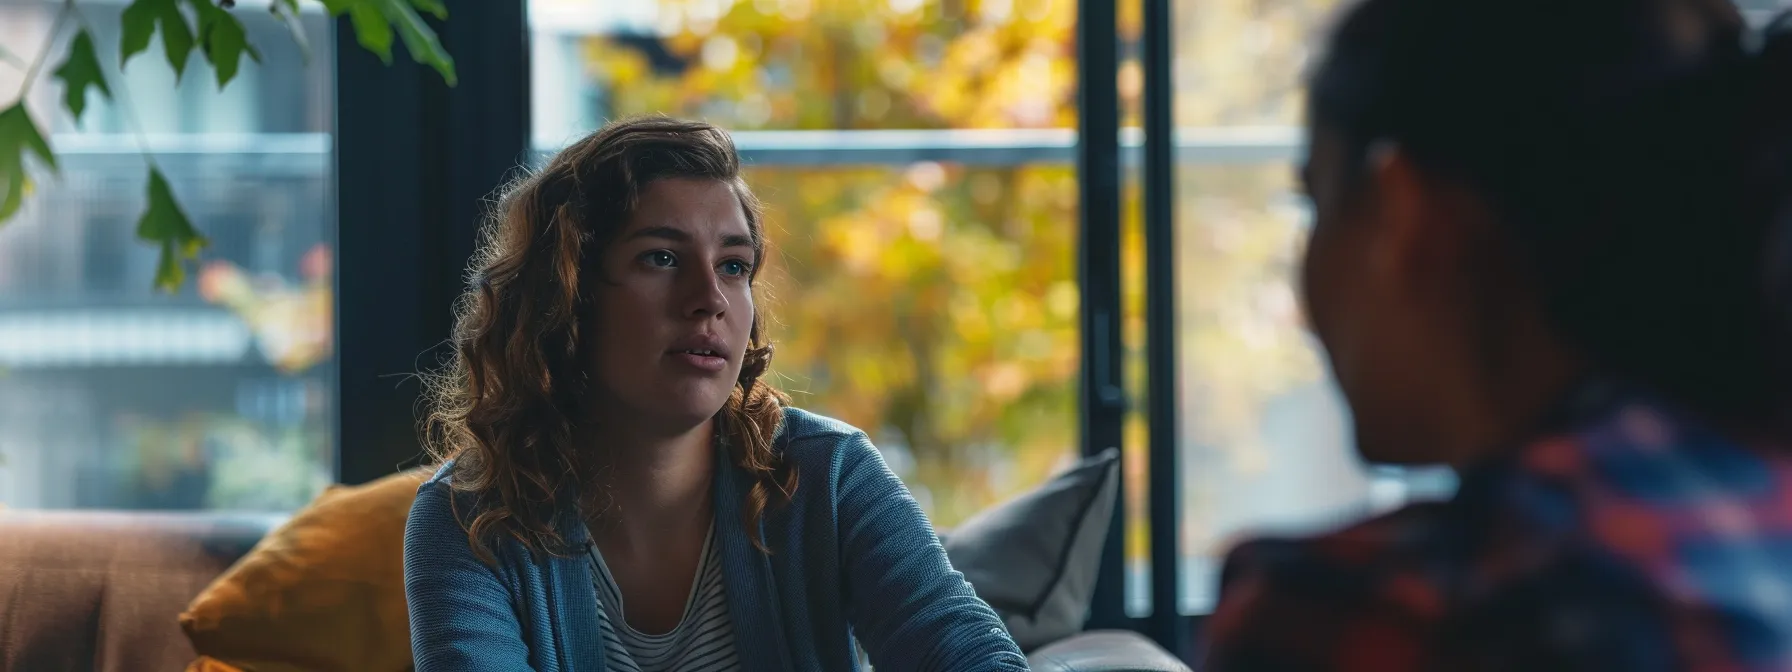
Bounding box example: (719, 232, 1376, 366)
(567, 0, 1347, 547)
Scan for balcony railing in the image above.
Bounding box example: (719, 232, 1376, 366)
(3, 128, 1302, 368)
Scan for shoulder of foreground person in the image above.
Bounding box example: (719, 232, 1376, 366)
(1199, 430, 1729, 672)
(1199, 506, 1457, 672)
(1204, 526, 1695, 672)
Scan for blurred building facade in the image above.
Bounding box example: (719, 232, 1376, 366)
(0, 1, 336, 511)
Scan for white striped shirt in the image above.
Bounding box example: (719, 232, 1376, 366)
(586, 524, 740, 672)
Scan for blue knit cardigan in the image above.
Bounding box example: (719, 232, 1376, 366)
(403, 407, 1029, 671)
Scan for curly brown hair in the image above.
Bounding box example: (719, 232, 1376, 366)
(423, 116, 795, 562)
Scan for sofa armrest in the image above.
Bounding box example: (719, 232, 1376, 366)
(1025, 630, 1192, 672)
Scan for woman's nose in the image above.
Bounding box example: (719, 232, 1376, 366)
(681, 267, 729, 318)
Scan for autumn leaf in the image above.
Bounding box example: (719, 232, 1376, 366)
(191, 0, 262, 88)
(53, 30, 112, 124)
(0, 103, 56, 224)
(136, 168, 209, 292)
(121, 0, 196, 81)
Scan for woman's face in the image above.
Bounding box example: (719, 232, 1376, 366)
(589, 177, 758, 435)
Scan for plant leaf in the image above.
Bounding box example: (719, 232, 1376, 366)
(120, 0, 158, 65)
(346, 3, 394, 64)
(316, 0, 454, 85)
(408, 0, 447, 21)
(191, 0, 261, 88)
(136, 168, 208, 292)
(269, 0, 312, 64)
(378, 0, 455, 86)
(0, 104, 57, 224)
(121, 0, 196, 81)
(53, 31, 112, 124)
(160, 3, 197, 81)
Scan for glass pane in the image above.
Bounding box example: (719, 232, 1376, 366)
(1170, 0, 1329, 129)
(1118, 0, 1152, 618)
(529, 0, 1078, 143)
(0, 6, 336, 510)
(1173, 163, 1381, 612)
(528, 0, 1081, 531)
(1119, 164, 1151, 617)
(750, 163, 1079, 526)
(1169, 0, 1776, 614)
(1169, 0, 1460, 613)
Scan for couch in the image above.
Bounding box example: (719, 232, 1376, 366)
(0, 481, 1189, 671)
(0, 511, 278, 672)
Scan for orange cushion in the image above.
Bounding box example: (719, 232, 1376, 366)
(178, 469, 430, 672)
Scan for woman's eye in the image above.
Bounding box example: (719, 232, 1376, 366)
(720, 259, 750, 277)
(644, 250, 677, 268)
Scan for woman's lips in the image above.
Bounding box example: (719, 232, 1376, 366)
(670, 350, 728, 372)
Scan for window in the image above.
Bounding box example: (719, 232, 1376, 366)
(0, 3, 336, 511)
(1742, 0, 1792, 24)
(1162, 0, 1459, 613)
(1160, 0, 1783, 616)
(1160, 0, 1491, 614)
(528, 0, 1083, 529)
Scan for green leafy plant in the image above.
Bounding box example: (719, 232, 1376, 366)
(0, 0, 456, 291)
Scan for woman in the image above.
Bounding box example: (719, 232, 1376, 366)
(403, 117, 1027, 672)
(1203, 0, 1792, 670)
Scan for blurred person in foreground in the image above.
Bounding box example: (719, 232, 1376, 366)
(402, 116, 1026, 672)
(1202, 0, 1792, 670)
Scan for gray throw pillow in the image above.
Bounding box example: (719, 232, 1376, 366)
(942, 448, 1120, 652)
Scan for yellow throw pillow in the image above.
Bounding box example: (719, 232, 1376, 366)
(179, 468, 431, 672)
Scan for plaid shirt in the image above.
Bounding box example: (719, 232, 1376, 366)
(1202, 383, 1792, 672)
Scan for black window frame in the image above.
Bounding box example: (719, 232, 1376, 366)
(334, 0, 529, 486)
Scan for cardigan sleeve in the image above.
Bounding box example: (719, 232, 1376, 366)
(404, 481, 537, 672)
(834, 431, 1030, 671)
